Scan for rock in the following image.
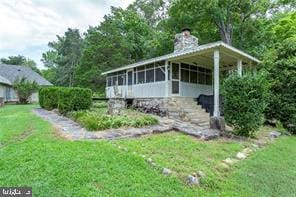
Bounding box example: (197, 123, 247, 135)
(255, 139, 267, 147)
(236, 152, 247, 160)
(217, 163, 230, 172)
(162, 168, 172, 175)
(251, 143, 259, 149)
(223, 158, 238, 165)
(269, 131, 281, 138)
(187, 175, 200, 186)
(197, 170, 206, 178)
(241, 148, 253, 155)
(151, 162, 157, 167)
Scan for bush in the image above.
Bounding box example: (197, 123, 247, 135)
(13, 77, 39, 104)
(57, 87, 92, 114)
(39, 87, 59, 110)
(222, 72, 269, 137)
(39, 87, 92, 114)
(264, 38, 296, 134)
(69, 109, 159, 131)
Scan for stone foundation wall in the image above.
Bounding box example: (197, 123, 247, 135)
(132, 98, 169, 117)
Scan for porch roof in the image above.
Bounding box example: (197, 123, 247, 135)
(102, 41, 260, 75)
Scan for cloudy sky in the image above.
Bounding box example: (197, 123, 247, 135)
(0, 0, 134, 69)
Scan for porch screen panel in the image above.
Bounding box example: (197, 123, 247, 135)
(137, 71, 145, 84)
(172, 63, 179, 79)
(146, 69, 154, 83)
(190, 71, 197, 83)
(155, 67, 165, 82)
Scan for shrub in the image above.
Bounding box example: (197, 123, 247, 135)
(39, 87, 59, 110)
(69, 109, 159, 131)
(222, 72, 269, 137)
(57, 87, 92, 114)
(13, 77, 39, 104)
(39, 87, 92, 114)
(263, 38, 296, 134)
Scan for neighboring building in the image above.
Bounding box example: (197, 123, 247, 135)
(102, 28, 260, 129)
(0, 64, 52, 102)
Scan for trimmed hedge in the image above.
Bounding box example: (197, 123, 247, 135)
(39, 87, 59, 110)
(39, 87, 92, 114)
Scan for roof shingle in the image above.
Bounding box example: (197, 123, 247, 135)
(0, 64, 52, 86)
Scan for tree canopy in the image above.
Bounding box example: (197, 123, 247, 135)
(40, 0, 295, 92)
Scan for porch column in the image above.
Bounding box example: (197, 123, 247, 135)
(237, 59, 242, 76)
(165, 60, 169, 97)
(213, 49, 220, 117)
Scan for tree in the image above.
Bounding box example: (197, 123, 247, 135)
(264, 37, 296, 134)
(1, 55, 26, 65)
(168, 0, 275, 46)
(13, 77, 39, 104)
(0, 55, 41, 74)
(42, 28, 83, 87)
(75, 7, 155, 91)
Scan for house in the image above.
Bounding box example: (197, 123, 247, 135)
(102, 28, 260, 129)
(0, 64, 52, 102)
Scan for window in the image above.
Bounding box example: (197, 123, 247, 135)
(112, 76, 118, 86)
(181, 69, 189, 82)
(190, 71, 197, 83)
(146, 69, 154, 83)
(198, 72, 206, 84)
(107, 77, 112, 86)
(172, 63, 179, 79)
(137, 71, 145, 84)
(118, 74, 125, 85)
(181, 63, 190, 69)
(134, 72, 137, 84)
(155, 67, 165, 81)
(206, 74, 212, 85)
(156, 61, 165, 67)
(146, 64, 154, 69)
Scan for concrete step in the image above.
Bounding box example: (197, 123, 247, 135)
(188, 117, 210, 122)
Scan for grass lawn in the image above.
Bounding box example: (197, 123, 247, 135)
(0, 105, 295, 196)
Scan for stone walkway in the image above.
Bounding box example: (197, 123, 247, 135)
(33, 108, 219, 140)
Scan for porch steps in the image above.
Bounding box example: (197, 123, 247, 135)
(167, 97, 210, 128)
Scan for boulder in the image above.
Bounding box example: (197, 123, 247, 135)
(236, 152, 247, 160)
(162, 168, 172, 175)
(223, 158, 238, 165)
(217, 163, 230, 172)
(241, 148, 253, 155)
(187, 175, 200, 186)
(269, 131, 281, 138)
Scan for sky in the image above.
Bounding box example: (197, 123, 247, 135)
(0, 0, 135, 69)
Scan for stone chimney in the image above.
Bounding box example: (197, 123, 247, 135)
(174, 28, 198, 53)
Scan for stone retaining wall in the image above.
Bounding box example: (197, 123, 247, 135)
(132, 98, 169, 117)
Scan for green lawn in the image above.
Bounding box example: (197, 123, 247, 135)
(0, 105, 295, 196)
